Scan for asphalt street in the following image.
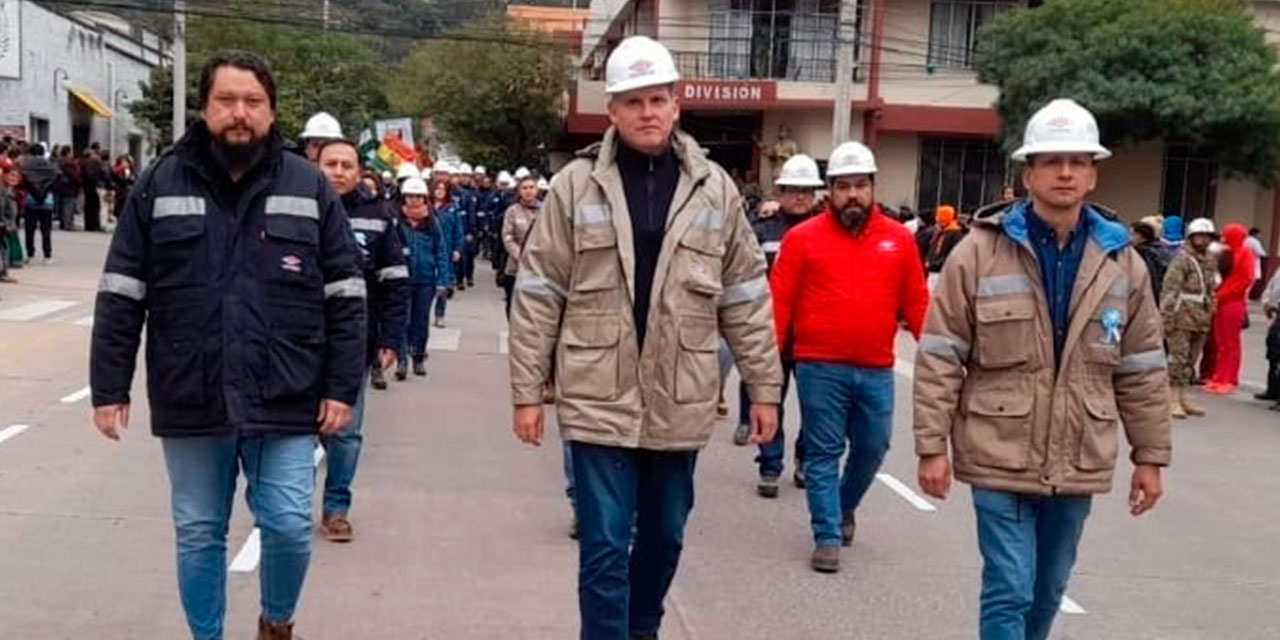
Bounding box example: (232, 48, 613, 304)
(0, 230, 1277, 639)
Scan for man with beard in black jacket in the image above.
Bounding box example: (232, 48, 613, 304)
(90, 51, 365, 640)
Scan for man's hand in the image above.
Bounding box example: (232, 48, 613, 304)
(513, 404, 545, 446)
(452, 250, 462, 262)
(1129, 464, 1163, 516)
(94, 404, 130, 441)
(748, 403, 778, 444)
(757, 201, 781, 219)
(917, 454, 952, 500)
(378, 347, 397, 371)
(317, 399, 353, 436)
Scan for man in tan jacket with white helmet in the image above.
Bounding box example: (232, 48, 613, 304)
(507, 35, 782, 640)
(913, 99, 1171, 640)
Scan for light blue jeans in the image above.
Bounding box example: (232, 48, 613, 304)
(162, 433, 316, 640)
(973, 488, 1092, 640)
(321, 371, 369, 515)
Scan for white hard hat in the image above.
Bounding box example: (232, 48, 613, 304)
(458, 162, 473, 174)
(496, 170, 514, 187)
(775, 154, 824, 188)
(420, 167, 433, 180)
(514, 167, 531, 180)
(826, 141, 878, 177)
(1012, 98, 1111, 162)
(605, 35, 680, 95)
(1187, 218, 1217, 237)
(435, 162, 453, 174)
(400, 177, 429, 197)
(301, 112, 343, 141)
(537, 177, 549, 190)
(474, 165, 487, 175)
(396, 163, 420, 181)
(380, 170, 393, 181)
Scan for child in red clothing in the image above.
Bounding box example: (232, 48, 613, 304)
(1206, 223, 1257, 394)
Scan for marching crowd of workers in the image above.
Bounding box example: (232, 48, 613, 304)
(71, 33, 1264, 640)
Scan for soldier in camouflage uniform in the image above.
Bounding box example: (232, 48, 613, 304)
(1160, 217, 1219, 419)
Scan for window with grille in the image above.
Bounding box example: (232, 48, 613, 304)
(1161, 145, 1217, 220)
(916, 137, 1011, 214)
(701, 0, 849, 82)
(927, 1, 1018, 69)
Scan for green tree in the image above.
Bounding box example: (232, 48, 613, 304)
(387, 13, 571, 169)
(128, 11, 391, 147)
(976, 0, 1280, 184)
(127, 65, 198, 150)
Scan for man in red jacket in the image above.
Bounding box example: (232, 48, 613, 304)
(771, 141, 929, 573)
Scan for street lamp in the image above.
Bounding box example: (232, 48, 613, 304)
(52, 67, 69, 95)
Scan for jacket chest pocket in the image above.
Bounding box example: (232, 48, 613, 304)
(263, 215, 322, 288)
(572, 223, 622, 299)
(559, 314, 621, 401)
(150, 213, 207, 289)
(674, 316, 719, 404)
(974, 297, 1040, 369)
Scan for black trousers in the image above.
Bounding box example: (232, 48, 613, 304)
(83, 187, 101, 232)
(25, 208, 53, 259)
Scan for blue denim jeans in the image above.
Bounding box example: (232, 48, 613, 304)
(563, 440, 576, 506)
(434, 286, 449, 320)
(571, 441, 697, 640)
(796, 362, 895, 547)
(400, 284, 436, 361)
(320, 371, 369, 515)
(973, 488, 1092, 640)
(161, 433, 316, 640)
(742, 358, 800, 476)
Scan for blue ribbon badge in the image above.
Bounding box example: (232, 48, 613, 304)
(1100, 307, 1123, 345)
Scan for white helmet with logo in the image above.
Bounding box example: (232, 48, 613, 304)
(300, 112, 343, 141)
(458, 162, 473, 175)
(1012, 98, 1111, 162)
(400, 177, 429, 197)
(396, 163, 420, 182)
(537, 177, 549, 190)
(826, 142, 878, 177)
(605, 35, 680, 95)
(514, 166, 532, 180)
(420, 167, 433, 180)
(496, 170, 515, 188)
(775, 154, 824, 188)
(474, 165, 487, 176)
(1187, 217, 1217, 237)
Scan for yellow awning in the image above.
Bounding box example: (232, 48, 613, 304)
(69, 87, 113, 118)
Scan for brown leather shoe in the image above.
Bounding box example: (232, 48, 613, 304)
(257, 616, 295, 640)
(811, 545, 840, 573)
(321, 513, 354, 543)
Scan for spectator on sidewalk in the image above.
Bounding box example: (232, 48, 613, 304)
(19, 143, 57, 265)
(54, 146, 81, 231)
(1161, 218, 1217, 419)
(2, 158, 24, 269)
(1132, 220, 1173, 300)
(0, 161, 19, 284)
(1246, 227, 1268, 299)
(1260, 270, 1280, 409)
(81, 145, 104, 232)
(1205, 223, 1257, 395)
(925, 204, 966, 280)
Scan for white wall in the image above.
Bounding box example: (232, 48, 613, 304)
(0, 1, 165, 161)
(876, 0, 1002, 109)
(874, 132, 920, 210)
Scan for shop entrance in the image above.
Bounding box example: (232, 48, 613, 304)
(679, 112, 761, 182)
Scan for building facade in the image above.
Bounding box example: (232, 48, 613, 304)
(570, 0, 1280, 258)
(0, 1, 170, 163)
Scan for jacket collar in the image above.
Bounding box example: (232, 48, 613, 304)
(974, 198, 1130, 255)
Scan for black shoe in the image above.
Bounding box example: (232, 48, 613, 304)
(1270, 402, 1280, 411)
(1255, 392, 1278, 401)
(757, 475, 780, 498)
(840, 511, 856, 547)
(413, 359, 427, 376)
(395, 360, 408, 381)
(793, 461, 806, 489)
(370, 367, 388, 390)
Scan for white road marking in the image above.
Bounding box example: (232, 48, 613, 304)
(428, 327, 461, 352)
(227, 529, 261, 573)
(875, 473, 937, 512)
(59, 386, 91, 404)
(894, 358, 914, 379)
(0, 299, 78, 322)
(73, 314, 95, 327)
(230, 444, 326, 573)
(0, 424, 31, 445)
(498, 330, 509, 355)
(1060, 595, 1086, 614)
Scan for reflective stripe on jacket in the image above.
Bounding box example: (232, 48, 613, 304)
(913, 199, 1171, 495)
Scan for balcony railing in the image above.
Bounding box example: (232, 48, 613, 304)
(672, 43, 842, 83)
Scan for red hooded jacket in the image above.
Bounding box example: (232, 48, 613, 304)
(1217, 223, 1257, 304)
(770, 204, 929, 368)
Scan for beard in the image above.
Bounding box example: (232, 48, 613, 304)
(210, 124, 268, 170)
(836, 200, 869, 231)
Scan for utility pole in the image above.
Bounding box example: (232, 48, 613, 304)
(323, 0, 330, 30)
(172, 0, 187, 143)
(830, 0, 858, 144)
